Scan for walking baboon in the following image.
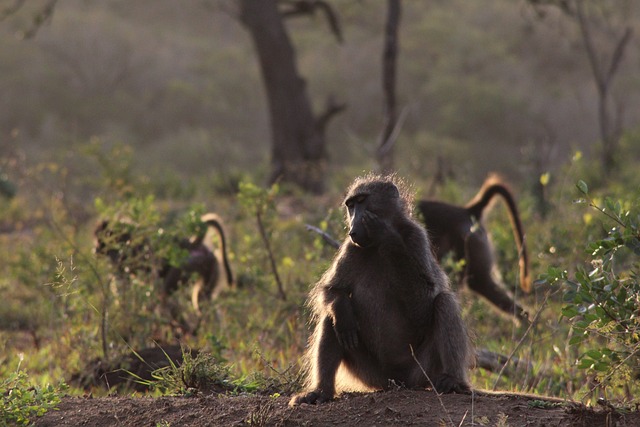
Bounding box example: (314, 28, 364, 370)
(94, 213, 234, 312)
(417, 175, 530, 323)
(162, 213, 234, 312)
(290, 174, 471, 406)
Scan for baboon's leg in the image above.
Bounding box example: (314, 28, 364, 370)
(410, 290, 471, 393)
(291, 317, 344, 405)
(465, 231, 528, 322)
(161, 267, 182, 299)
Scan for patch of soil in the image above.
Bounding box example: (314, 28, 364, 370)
(34, 389, 637, 427)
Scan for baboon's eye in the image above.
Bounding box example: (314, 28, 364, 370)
(345, 194, 368, 209)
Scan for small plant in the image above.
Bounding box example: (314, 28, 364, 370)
(1, 368, 67, 426)
(238, 181, 287, 301)
(472, 415, 490, 425)
(542, 180, 640, 396)
(495, 412, 510, 427)
(90, 197, 213, 355)
(244, 399, 277, 426)
(142, 348, 235, 396)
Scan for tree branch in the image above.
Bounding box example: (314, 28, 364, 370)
(377, 106, 408, 159)
(315, 96, 347, 136)
(280, 0, 343, 43)
(256, 210, 287, 301)
(0, 0, 25, 21)
(605, 26, 633, 88)
(575, 0, 605, 93)
(305, 224, 340, 249)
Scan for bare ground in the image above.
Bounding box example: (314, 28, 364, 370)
(34, 389, 638, 427)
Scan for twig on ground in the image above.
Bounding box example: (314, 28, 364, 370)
(410, 344, 456, 427)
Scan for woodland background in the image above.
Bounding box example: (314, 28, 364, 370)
(1, 0, 640, 423)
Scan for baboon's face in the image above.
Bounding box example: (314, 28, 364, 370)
(345, 192, 371, 248)
(344, 180, 401, 249)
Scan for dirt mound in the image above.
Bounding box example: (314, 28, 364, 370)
(34, 389, 635, 427)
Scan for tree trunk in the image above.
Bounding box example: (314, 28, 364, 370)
(239, 0, 327, 194)
(376, 0, 402, 174)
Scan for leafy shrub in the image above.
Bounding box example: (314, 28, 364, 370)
(144, 348, 234, 396)
(143, 345, 301, 397)
(1, 368, 67, 426)
(237, 181, 287, 300)
(542, 180, 640, 395)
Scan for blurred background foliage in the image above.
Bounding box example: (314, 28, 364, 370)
(1, 0, 638, 188)
(0, 0, 639, 409)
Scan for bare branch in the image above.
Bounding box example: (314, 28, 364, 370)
(0, 0, 27, 21)
(305, 224, 340, 249)
(377, 106, 408, 158)
(280, 0, 343, 43)
(21, 0, 57, 39)
(0, 0, 58, 38)
(605, 26, 633, 88)
(528, 0, 575, 16)
(315, 96, 347, 136)
(576, 0, 605, 92)
(256, 210, 287, 301)
(409, 344, 456, 427)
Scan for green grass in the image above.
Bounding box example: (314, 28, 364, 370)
(1, 146, 639, 408)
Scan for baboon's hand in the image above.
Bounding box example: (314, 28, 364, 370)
(362, 210, 402, 247)
(361, 210, 388, 244)
(434, 374, 471, 394)
(333, 321, 358, 350)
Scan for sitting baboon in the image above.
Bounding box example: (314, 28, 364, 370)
(416, 175, 530, 323)
(290, 174, 471, 406)
(94, 213, 234, 312)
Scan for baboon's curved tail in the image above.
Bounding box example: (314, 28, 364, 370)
(465, 176, 530, 293)
(200, 213, 234, 287)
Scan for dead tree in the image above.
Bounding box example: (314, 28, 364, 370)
(239, 0, 345, 194)
(530, 0, 634, 175)
(574, 0, 632, 174)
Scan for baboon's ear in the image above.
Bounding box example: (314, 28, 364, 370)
(385, 182, 400, 199)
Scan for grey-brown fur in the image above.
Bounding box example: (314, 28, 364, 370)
(290, 174, 472, 406)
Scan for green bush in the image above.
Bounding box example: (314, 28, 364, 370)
(238, 181, 288, 301)
(1, 368, 67, 426)
(144, 348, 234, 396)
(143, 345, 301, 397)
(542, 180, 640, 394)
